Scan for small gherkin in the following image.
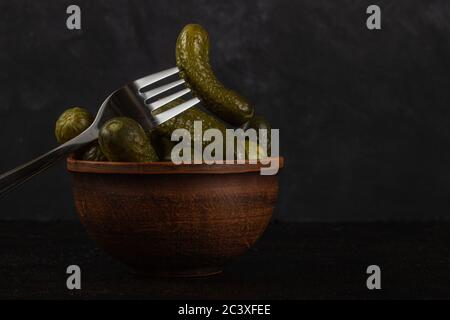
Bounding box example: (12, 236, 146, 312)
(151, 99, 228, 160)
(98, 117, 159, 162)
(176, 24, 254, 126)
(242, 114, 272, 155)
(55, 107, 93, 144)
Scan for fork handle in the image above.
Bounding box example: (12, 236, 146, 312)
(0, 131, 96, 197)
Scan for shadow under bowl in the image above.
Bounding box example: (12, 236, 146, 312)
(67, 157, 284, 277)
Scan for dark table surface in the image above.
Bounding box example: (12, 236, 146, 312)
(1, 220, 450, 299)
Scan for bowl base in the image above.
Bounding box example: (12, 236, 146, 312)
(131, 267, 223, 278)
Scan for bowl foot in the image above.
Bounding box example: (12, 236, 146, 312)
(131, 267, 223, 278)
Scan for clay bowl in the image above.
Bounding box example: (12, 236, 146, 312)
(67, 156, 284, 277)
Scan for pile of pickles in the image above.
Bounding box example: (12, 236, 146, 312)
(55, 24, 271, 162)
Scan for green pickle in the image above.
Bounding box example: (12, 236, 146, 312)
(153, 99, 267, 161)
(243, 115, 272, 155)
(99, 117, 159, 162)
(238, 139, 267, 160)
(55, 107, 93, 144)
(152, 99, 227, 160)
(176, 24, 254, 126)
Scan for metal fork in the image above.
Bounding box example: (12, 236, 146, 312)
(0, 67, 199, 196)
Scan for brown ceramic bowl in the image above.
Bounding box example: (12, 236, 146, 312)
(67, 156, 284, 277)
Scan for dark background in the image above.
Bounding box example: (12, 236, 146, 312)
(1, 0, 450, 221)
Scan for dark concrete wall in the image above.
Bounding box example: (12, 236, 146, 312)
(1, 0, 450, 221)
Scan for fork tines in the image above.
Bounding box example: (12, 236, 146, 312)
(135, 67, 199, 125)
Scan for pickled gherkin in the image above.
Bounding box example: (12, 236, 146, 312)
(176, 24, 254, 126)
(55, 107, 93, 144)
(99, 117, 159, 162)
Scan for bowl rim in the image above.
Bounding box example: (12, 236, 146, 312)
(67, 156, 284, 175)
